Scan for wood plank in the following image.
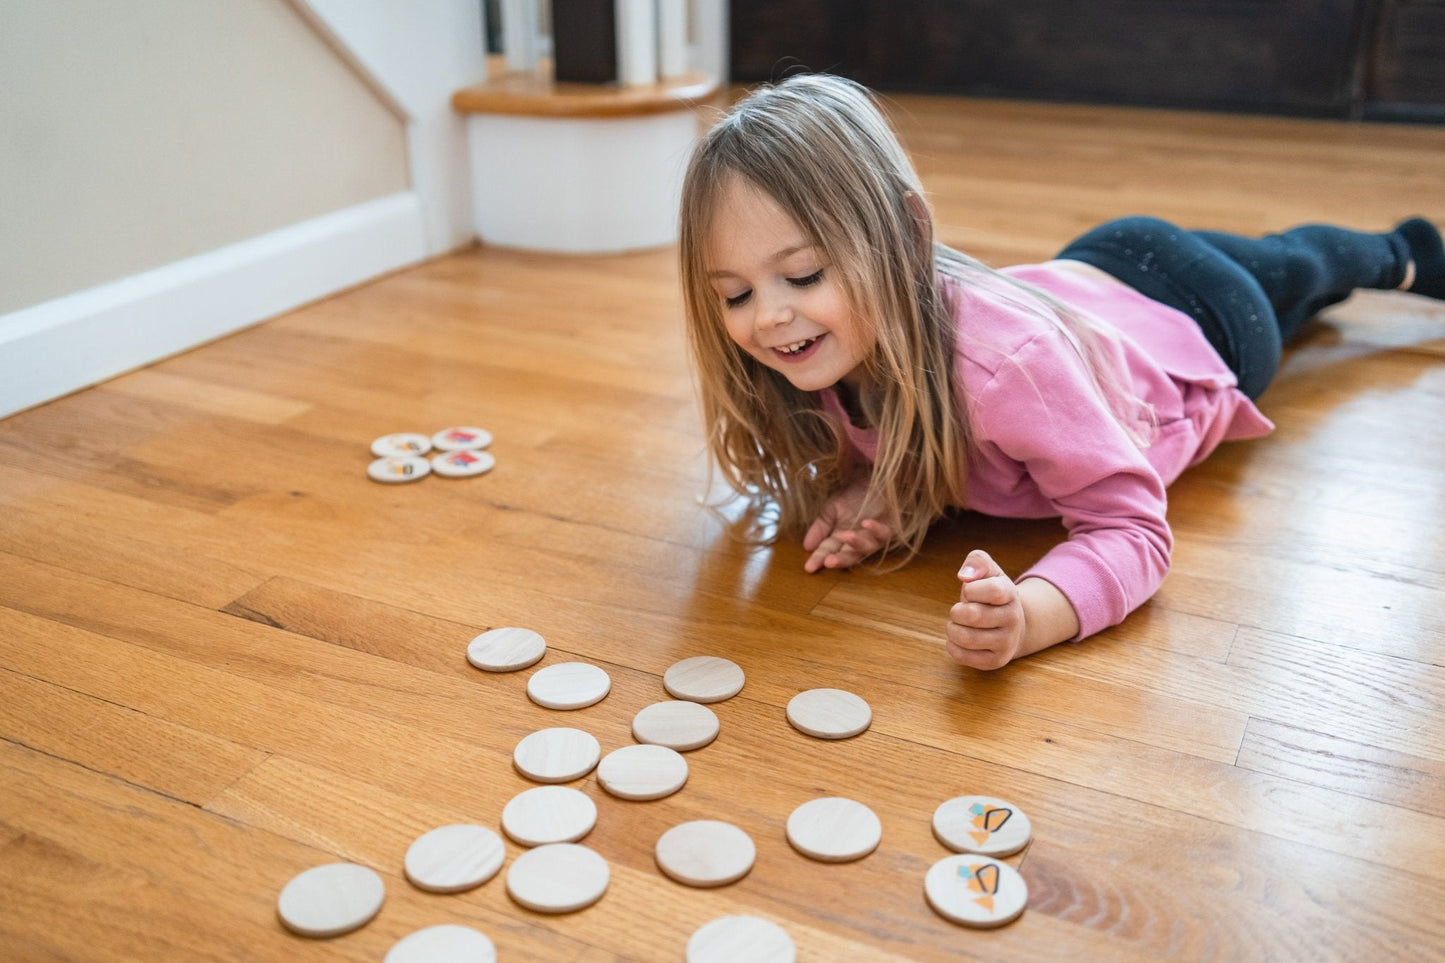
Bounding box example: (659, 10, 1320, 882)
(1031, 625, 1445, 763)
(0, 502, 266, 610)
(0, 667, 268, 805)
(0, 832, 363, 963)
(0, 394, 256, 514)
(104, 369, 314, 424)
(1236, 717, 1445, 819)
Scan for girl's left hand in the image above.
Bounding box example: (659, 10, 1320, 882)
(947, 549, 1026, 669)
(803, 478, 892, 572)
(803, 518, 892, 572)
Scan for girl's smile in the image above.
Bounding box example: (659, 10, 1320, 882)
(704, 176, 873, 392)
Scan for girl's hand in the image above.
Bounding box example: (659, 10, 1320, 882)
(802, 480, 892, 573)
(947, 550, 1082, 670)
(947, 550, 1026, 669)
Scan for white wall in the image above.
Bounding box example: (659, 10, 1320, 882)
(0, 0, 485, 419)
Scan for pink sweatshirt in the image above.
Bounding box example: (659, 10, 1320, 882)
(822, 261, 1274, 639)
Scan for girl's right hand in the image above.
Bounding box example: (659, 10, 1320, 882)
(802, 480, 892, 572)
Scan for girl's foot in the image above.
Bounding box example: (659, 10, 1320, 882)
(1394, 218, 1445, 300)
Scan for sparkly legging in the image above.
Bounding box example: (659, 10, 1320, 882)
(1056, 216, 1412, 398)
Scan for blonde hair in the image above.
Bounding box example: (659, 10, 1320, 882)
(679, 74, 1150, 563)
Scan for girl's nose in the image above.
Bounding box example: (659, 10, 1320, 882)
(756, 288, 794, 329)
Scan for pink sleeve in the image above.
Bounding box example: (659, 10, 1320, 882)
(970, 334, 1173, 639)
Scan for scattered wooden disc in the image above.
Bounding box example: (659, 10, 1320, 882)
(655, 820, 755, 888)
(663, 656, 745, 703)
(276, 862, 385, 938)
(932, 795, 1033, 857)
(527, 661, 612, 710)
(506, 843, 610, 914)
(596, 744, 689, 800)
(384, 924, 497, 963)
(923, 854, 1028, 928)
(785, 797, 881, 863)
(403, 824, 506, 893)
(431, 426, 493, 452)
(501, 785, 598, 847)
(686, 915, 796, 963)
(467, 627, 546, 672)
(371, 432, 432, 457)
(512, 727, 601, 783)
(631, 700, 720, 751)
(785, 688, 871, 739)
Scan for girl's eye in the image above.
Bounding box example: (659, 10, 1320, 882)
(788, 269, 824, 288)
(724, 290, 752, 308)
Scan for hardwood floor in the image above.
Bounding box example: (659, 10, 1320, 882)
(2, 93, 1444, 961)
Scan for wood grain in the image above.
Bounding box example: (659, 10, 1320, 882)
(2, 91, 1443, 959)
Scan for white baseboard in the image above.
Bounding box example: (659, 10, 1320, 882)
(0, 192, 427, 420)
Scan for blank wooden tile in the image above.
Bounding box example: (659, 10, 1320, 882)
(505, 843, 610, 914)
(631, 700, 720, 751)
(384, 923, 497, 962)
(596, 744, 688, 800)
(655, 820, 755, 887)
(786, 688, 871, 740)
(403, 824, 506, 893)
(501, 785, 598, 847)
(686, 915, 795, 963)
(785, 797, 881, 863)
(512, 727, 602, 783)
(527, 661, 612, 710)
(276, 862, 385, 938)
(466, 627, 546, 672)
(663, 656, 745, 703)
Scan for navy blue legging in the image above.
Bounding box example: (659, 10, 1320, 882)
(1056, 217, 1412, 398)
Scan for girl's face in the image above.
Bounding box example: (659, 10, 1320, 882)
(703, 176, 873, 393)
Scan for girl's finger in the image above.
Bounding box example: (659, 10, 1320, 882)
(960, 575, 1014, 606)
(803, 517, 834, 551)
(950, 601, 1012, 630)
(946, 638, 1011, 671)
(957, 548, 1004, 582)
(838, 528, 882, 554)
(860, 518, 893, 540)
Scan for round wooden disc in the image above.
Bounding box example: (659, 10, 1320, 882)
(371, 432, 432, 457)
(277, 862, 385, 938)
(431, 426, 493, 452)
(932, 795, 1033, 857)
(924, 854, 1028, 928)
(501, 785, 598, 847)
(505, 843, 610, 914)
(403, 824, 506, 893)
(596, 744, 689, 801)
(466, 627, 546, 672)
(367, 455, 430, 484)
(686, 916, 795, 963)
(785, 688, 872, 740)
(785, 797, 881, 863)
(384, 924, 497, 963)
(527, 662, 612, 710)
(631, 700, 720, 751)
(512, 727, 601, 783)
(663, 656, 745, 703)
(655, 820, 755, 888)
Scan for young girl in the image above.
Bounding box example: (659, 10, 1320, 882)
(678, 73, 1445, 670)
